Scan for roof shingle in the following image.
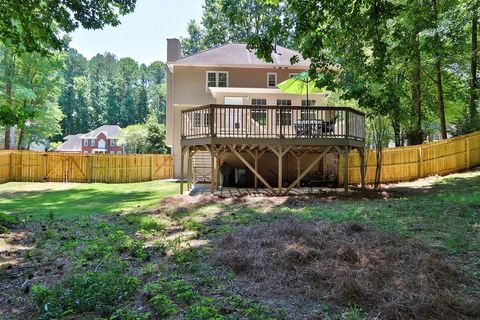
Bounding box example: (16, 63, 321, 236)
(168, 43, 309, 67)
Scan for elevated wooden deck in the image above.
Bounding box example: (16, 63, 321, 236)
(181, 104, 365, 149)
(180, 105, 366, 195)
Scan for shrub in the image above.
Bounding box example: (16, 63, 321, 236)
(0, 211, 18, 234)
(186, 297, 223, 320)
(31, 266, 140, 319)
(148, 294, 177, 316)
(109, 307, 151, 320)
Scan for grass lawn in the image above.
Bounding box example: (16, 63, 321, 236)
(0, 180, 179, 220)
(0, 171, 479, 319)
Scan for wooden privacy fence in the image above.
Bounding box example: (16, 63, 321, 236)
(0, 151, 173, 183)
(339, 131, 480, 184)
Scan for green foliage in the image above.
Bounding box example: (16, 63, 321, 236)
(181, 219, 209, 235)
(149, 294, 178, 316)
(31, 266, 140, 319)
(186, 297, 224, 320)
(0, 0, 136, 54)
(118, 124, 148, 153)
(0, 211, 18, 233)
(109, 308, 151, 320)
(144, 115, 167, 154)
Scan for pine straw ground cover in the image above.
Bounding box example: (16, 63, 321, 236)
(0, 170, 479, 319)
(212, 220, 480, 319)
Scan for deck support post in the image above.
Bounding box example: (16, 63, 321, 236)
(344, 146, 350, 191)
(284, 146, 332, 195)
(180, 146, 188, 195)
(216, 148, 221, 189)
(267, 145, 292, 195)
(278, 145, 283, 194)
(359, 147, 366, 189)
(209, 145, 215, 193)
(254, 150, 259, 189)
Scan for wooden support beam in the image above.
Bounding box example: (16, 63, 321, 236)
(344, 146, 350, 191)
(284, 146, 332, 195)
(229, 146, 275, 194)
(210, 145, 215, 193)
(359, 147, 366, 189)
(180, 146, 187, 195)
(278, 145, 283, 194)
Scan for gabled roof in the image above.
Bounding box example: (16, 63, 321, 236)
(80, 125, 122, 139)
(168, 43, 310, 68)
(57, 134, 83, 152)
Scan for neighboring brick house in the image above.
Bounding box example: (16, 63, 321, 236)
(57, 125, 125, 154)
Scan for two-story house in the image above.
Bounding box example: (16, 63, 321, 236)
(57, 125, 125, 154)
(166, 39, 366, 194)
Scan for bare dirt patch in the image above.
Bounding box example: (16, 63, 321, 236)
(211, 220, 480, 319)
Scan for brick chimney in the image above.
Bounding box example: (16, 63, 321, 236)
(167, 38, 182, 62)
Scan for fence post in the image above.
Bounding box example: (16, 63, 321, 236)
(150, 155, 154, 181)
(418, 145, 423, 178)
(86, 155, 92, 183)
(43, 153, 48, 182)
(8, 151, 13, 182)
(466, 137, 471, 170)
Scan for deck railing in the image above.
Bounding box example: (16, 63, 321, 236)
(181, 104, 365, 141)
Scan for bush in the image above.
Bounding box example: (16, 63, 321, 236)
(148, 294, 177, 316)
(0, 211, 19, 234)
(31, 266, 140, 319)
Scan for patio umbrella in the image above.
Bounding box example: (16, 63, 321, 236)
(277, 71, 324, 106)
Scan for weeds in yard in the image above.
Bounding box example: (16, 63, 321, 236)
(31, 263, 140, 319)
(0, 211, 18, 233)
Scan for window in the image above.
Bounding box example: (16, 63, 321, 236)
(90, 139, 96, 146)
(193, 112, 210, 127)
(83, 139, 88, 147)
(252, 98, 267, 106)
(83, 151, 88, 154)
(276, 99, 292, 125)
(301, 100, 316, 107)
(277, 99, 291, 106)
(110, 151, 114, 154)
(110, 139, 115, 147)
(251, 99, 267, 125)
(206, 71, 228, 91)
(289, 73, 299, 78)
(267, 73, 277, 87)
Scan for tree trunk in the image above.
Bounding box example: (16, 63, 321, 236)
(17, 127, 25, 150)
(470, 6, 478, 124)
(3, 49, 14, 149)
(410, 35, 423, 145)
(392, 118, 402, 147)
(433, 0, 447, 139)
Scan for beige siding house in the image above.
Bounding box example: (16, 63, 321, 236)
(167, 39, 365, 195)
(166, 39, 328, 179)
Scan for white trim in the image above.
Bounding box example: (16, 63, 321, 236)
(267, 72, 277, 88)
(289, 73, 299, 78)
(83, 139, 88, 147)
(206, 70, 229, 92)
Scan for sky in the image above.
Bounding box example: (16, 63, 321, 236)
(69, 0, 204, 65)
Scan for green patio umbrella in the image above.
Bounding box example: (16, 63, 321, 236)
(277, 71, 324, 106)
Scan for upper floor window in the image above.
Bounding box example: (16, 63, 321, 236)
(289, 73, 299, 78)
(206, 71, 228, 91)
(110, 139, 115, 147)
(267, 73, 277, 88)
(83, 139, 88, 147)
(90, 139, 96, 146)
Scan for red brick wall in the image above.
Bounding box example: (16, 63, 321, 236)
(80, 132, 124, 154)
